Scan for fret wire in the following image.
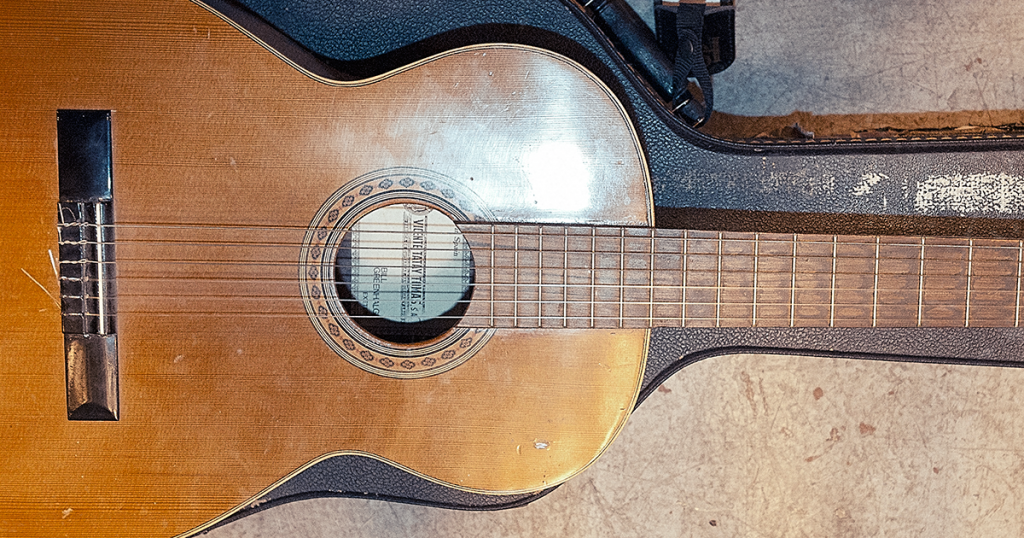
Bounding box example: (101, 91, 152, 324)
(513, 226, 519, 328)
(917, 236, 925, 327)
(590, 227, 596, 329)
(789, 233, 796, 328)
(1017, 240, 1023, 328)
(538, 229, 543, 327)
(716, 231, 722, 328)
(618, 228, 625, 329)
(489, 224, 495, 328)
(562, 227, 568, 328)
(752, 233, 759, 327)
(966, 238, 974, 328)
(681, 230, 688, 328)
(872, 236, 880, 328)
(648, 229, 655, 325)
(829, 235, 837, 328)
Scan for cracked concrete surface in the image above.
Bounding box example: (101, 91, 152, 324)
(205, 2, 1024, 536)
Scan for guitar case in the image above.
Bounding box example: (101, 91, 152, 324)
(203, 0, 1024, 528)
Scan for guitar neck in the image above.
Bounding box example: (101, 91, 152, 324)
(460, 224, 1023, 329)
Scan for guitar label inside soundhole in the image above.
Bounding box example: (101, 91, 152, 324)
(300, 167, 493, 378)
(336, 204, 474, 344)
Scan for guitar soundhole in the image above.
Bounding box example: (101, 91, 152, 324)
(335, 204, 474, 344)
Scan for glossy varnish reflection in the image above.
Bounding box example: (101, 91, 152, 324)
(0, 0, 650, 536)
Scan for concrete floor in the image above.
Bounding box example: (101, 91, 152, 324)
(713, 1, 1024, 117)
(205, 2, 1024, 537)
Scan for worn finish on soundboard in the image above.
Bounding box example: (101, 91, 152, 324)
(0, 1, 650, 535)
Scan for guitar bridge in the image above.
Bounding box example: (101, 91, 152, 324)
(57, 110, 119, 421)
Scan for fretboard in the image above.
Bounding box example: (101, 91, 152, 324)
(459, 224, 1023, 329)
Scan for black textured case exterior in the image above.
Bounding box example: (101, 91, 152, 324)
(202, 0, 1024, 530)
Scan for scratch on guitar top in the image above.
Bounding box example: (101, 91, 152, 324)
(61, 508, 73, 519)
(21, 268, 59, 307)
(534, 440, 550, 450)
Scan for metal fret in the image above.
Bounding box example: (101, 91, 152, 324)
(1017, 240, 1023, 328)
(829, 235, 837, 328)
(681, 230, 688, 328)
(618, 228, 625, 328)
(715, 231, 722, 328)
(538, 230, 543, 327)
(562, 227, 568, 328)
(590, 227, 596, 329)
(965, 238, 974, 327)
(648, 230, 655, 325)
(752, 233, 759, 326)
(872, 236, 880, 327)
(789, 233, 797, 328)
(917, 236, 925, 327)
(489, 224, 495, 328)
(513, 226, 519, 328)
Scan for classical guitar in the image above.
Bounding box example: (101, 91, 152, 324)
(2, 1, 1022, 536)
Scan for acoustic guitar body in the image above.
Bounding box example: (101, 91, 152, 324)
(0, 1, 651, 536)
